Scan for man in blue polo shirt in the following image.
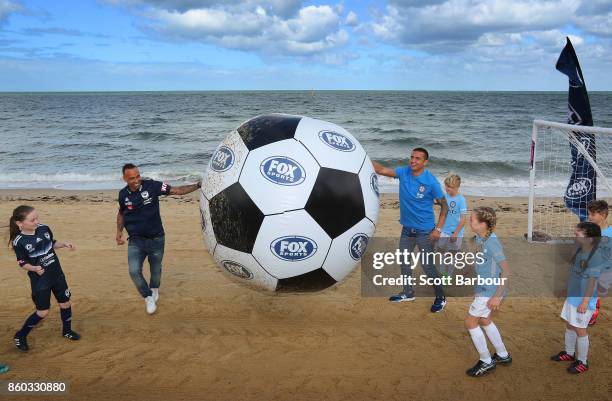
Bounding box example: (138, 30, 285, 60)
(116, 163, 201, 315)
(373, 147, 448, 312)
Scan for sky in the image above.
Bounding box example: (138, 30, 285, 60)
(1, 0, 612, 91)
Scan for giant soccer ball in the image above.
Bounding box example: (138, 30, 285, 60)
(199, 114, 379, 292)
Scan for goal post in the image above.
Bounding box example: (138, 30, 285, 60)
(527, 119, 612, 242)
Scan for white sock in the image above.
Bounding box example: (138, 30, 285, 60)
(576, 335, 589, 363)
(565, 329, 577, 356)
(483, 322, 508, 358)
(468, 327, 492, 363)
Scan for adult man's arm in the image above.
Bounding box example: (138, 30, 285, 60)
(372, 161, 397, 178)
(430, 197, 448, 241)
(169, 181, 202, 196)
(116, 210, 125, 245)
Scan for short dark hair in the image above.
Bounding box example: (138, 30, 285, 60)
(122, 163, 138, 174)
(587, 200, 609, 216)
(412, 147, 429, 160)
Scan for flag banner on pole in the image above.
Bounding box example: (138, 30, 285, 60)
(556, 37, 595, 221)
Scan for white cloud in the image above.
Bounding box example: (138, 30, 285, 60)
(345, 10, 358, 26)
(372, 0, 581, 48)
(0, 0, 22, 24)
(118, 1, 349, 59)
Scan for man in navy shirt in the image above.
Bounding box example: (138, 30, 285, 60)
(116, 163, 201, 314)
(373, 148, 449, 312)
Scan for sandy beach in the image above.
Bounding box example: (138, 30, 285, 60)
(0, 190, 609, 401)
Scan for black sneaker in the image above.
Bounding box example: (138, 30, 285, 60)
(466, 359, 496, 377)
(430, 297, 447, 313)
(63, 330, 81, 341)
(551, 351, 575, 362)
(493, 353, 512, 365)
(567, 360, 588, 374)
(13, 334, 29, 352)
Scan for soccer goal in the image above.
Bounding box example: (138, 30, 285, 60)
(527, 119, 612, 242)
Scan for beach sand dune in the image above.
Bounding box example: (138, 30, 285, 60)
(0, 191, 609, 401)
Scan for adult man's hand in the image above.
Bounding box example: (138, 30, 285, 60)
(116, 232, 125, 246)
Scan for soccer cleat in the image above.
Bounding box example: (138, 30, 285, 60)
(13, 334, 29, 352)
(492, 353, 512, 365)
(151, 288, 159, 303)
(63, 330, 81, 341)
(0, 364, 9, 374)
(389, 293, 416, 303)
(588, 298, 600, 326)
(466, 359, 496, 377)
(145, 295, 157, 314)
(430, 297, 447, 313)
(551, 351, 575, 362)
(567, 360, 589, 374)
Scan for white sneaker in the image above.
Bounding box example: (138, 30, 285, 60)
(145, 296, 157, 315)
(151, 288, 159, 303)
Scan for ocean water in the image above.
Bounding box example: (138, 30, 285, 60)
(1, 91, 611, 196)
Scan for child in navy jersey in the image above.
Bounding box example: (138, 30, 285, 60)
(8, 205, 80, 352)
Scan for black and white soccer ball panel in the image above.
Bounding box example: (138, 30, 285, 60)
(203, 129, 248, 201)
(251, 210, 332, 280)
(322, 217, 375, 282)
(238, 139, 320, 216)
(294, 116, 366, 174)
(213, 244, 278, 292)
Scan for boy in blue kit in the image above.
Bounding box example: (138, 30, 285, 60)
(437, 173, 468, 277)
(586, 200, 612, 325)
(373, 147, 448, 312)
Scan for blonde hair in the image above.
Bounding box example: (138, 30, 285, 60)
(444, 173, 461, 188)
(473, 206, 496, 239)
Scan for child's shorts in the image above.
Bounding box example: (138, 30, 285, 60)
(437, 232, 462, 251)
(560, 300, 595, 329)
(468, 296, 493, 318)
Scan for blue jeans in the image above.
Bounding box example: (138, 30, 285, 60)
(128, 235, 164, 298)
(398, 226, 445, 298)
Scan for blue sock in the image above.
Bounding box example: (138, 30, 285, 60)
(16, 312, 43, 338)
(60, 307, 72, 334)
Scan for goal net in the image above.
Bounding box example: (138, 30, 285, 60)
(528, 119, 612, 242)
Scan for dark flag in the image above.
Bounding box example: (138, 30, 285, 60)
(556, 37, 595, 221)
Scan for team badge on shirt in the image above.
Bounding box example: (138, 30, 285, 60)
(416, 184, 426, 199)
(141, 191, 150, 199)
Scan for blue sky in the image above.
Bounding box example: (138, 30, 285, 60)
(1, 0, 612, 91)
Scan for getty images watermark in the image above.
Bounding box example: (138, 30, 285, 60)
(359, 236, 603, 298)
(370, 248, 507, 287)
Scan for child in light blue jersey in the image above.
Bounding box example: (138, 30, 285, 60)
(437, 173, 468, 277)
(551, 222, 607, 374)
(586, 200, 612, 326)
(463, 207, 511, 377)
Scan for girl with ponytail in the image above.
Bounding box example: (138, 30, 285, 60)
(552, 221, 606, 374)
(463, 206, 511, 377)
(8, 205, 80, 352)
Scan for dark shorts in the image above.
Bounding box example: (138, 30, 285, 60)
(30, 274, 71, 310)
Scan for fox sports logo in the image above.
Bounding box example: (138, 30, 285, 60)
(260, 156, 306, 186)
(211, 146, 235, 172)
(565, 177, 592, 200)
(221, 260, 254, 280)
(270, 236, 317, 261)
(318, 131, 356, 152)
(370, 173, 379, 197)
(349, 233, 369, 260)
